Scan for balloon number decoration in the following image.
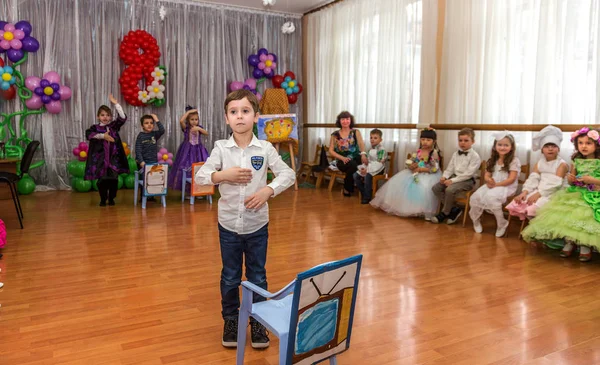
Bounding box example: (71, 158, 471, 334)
(272, 71, 303, 104)
(0, 20, 71, 194)
(118, 30, 167, 107)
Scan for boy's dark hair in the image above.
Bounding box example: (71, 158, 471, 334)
(224, 89, 259, 114)
(458, 128, 475, 140)
(97, 105, 112, 117)
(370, 128, 383, 138)
(335, 111, 355, 129)
(140, 115, 154, 126)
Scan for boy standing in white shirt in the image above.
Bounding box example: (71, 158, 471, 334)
(431, 128, 481, 224)
(195, 89, 295, 349)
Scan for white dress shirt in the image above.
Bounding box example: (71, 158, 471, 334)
(442, 148, 482, 183)
(195, 135, 296, 234)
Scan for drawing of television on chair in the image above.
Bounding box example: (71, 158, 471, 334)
(289, 256, 361, 364)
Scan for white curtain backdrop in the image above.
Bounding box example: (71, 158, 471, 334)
(438, 0, 600, 164)
(0, 0, 302, 189)
(305, 0, 433, 172)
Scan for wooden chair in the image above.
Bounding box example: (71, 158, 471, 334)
(297, 144, 328, 188)
(370, 150, 396, 196)
(504, 164, 530, 237)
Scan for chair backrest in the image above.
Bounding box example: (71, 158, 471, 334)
(286, 255, 363, 365)
(20, 141, 40, 176)
(518, 164, 530, 184)
(311, 144, 322, 164)
(385, 151, 396, 176)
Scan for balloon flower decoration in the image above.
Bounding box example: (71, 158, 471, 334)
(72, 142, 89, 161)
(118, 30, 167, 107)
(272, 71, 303, 104)
(229, 78, 262, 101)
(157, 148, 173, 166)
(0, 19, 71, 195)
(248, 48, 277, 79)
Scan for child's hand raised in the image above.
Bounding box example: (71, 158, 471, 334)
(108, 93, 118, 105)
(186, 109, 197, 115)
(244, 186, 274, 211)
(150, 114, 159, 121)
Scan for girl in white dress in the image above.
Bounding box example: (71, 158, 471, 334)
(505, 126, 568, 220)
(469, 131, 521, 237)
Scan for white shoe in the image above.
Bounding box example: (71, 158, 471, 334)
(495, 219, 509, 237)
(473, 219, 483, 233)
(424, 215, 432, 221)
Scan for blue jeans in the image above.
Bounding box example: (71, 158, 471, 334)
(353, 172, 374, 200)
(218, 223, 268, 319)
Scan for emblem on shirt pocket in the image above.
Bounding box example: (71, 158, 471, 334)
(251, 156, 264, 171)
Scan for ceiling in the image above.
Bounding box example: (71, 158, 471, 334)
(194, 0, 334, 15)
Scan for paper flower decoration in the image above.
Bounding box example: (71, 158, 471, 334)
(146, 81, 165, 100)
(24, 71, 72, 114)
(229, 78, 262, 101)
(247, 48, 277, 79)
(0, 65, 16, 90)
(0, 21, 40, 63)
(72, 142, 89, 162)
(272, 71, 303, 104)
(157, 147, 173, 166)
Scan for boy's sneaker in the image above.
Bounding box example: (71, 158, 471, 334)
(446, 207, 463, 225)
(431, 212, 447, 224)
(222, 317, 238, 348)
(99, 200, 107, 207)
(250, 318, 270, 349)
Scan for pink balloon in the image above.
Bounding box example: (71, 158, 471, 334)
(78, 142, 88, 151)
(13, 30, 25, 39)
(43, 71, 61, 84)
(46, 100, 62, 114)
(9, 39, 22, 50)
(267, 55, 274, 61)
(256, 92, 262, 101)
(25, 95, 43, 109)
(73, 148, 81, 156)
(4, 24, 15, 32)
(159, 147, 168, 154)
(259, 54, 267, 62)
(230, 81, 244, 91)
(244, 78, 257, 89)
(167, 153, 173, 159)
(0, 40, 9, 50)
(271, 62, 277, 69)
(58, 85, 72, 100)
(264, 67, 272, 74)
(25, 76, 41, 91)
(258, 62, 265, 70)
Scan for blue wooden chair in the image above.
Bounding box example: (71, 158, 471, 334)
(181, 167, 213, 205)
(134, 168, 166, 209)
(236, 254, 363, 365)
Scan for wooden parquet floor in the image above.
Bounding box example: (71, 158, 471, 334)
(1, 187, 600, 365)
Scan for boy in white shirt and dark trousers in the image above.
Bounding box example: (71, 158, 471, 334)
(431, 128, 482, 224)
(195, 89, 296, 349)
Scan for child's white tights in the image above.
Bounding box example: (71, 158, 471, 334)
(469, 205, 509, 237)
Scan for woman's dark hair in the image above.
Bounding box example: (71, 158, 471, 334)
(335, 111, 355, 129)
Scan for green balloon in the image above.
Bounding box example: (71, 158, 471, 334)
(68, 160, 86, 178)
(17, 175, 36, 195)
(125, 174, 136, 189)
(92, 179, 99, 191)
(128, 157, 138, 173)
(73, 177, 92, 192)
(117, 174, 124, 189)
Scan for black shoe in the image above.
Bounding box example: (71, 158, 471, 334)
(446, 207, 463, 225)
(147, 196, 156, 202)
(250, 318, 270, 349)
(108, 199, 115, 206)
(361, 199, 370, 204)
(222, 317, 238, 348)
(431, 212, 447, 224)
(99, 201, 107, 207)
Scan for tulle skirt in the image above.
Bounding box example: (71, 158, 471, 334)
(370, 169, 441, 217)
(168, 142, 210, 190)
(521, 190, 600, 250)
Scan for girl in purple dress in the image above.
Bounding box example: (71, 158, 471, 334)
(168, 106, 210, 190)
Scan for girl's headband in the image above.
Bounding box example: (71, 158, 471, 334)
(420, 128, 437, 140)
(492, 130, 514, 142)
(570, 127, 599, 143)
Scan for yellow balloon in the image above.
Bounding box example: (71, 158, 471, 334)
(80, 151, 87, 158)
(265, 60, 272, 67)
(289, 81, 295, 88)
(153, 87, 159, 93)
(4, 32, 14, 41)
(1, 73, 11, 81)
(44, 86, 54, 96)
(163, 154, 168, 160)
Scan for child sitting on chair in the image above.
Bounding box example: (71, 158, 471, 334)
(353, 129, 387, 204)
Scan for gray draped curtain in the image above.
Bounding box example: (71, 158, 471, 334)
(0, 0, 302, 189)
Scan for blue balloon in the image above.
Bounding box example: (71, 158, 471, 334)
(284, 76, 291, 82)
(51, 93, 61, 101)
(281, 82, 288, 89)
(50, 83, 60, 92)
(0, 21, 7, 30)
(4, 66, 13, 74)
(286, 88, 293, 95)
(248, 54, 260, 67)
(293, 85, 299, 93)
(252, 68, 264, 79)
(1, 81, 9, 90)
(40, 79, 50, 88)
(34, 87, 43, 96)
(15, 20, 33, 37)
